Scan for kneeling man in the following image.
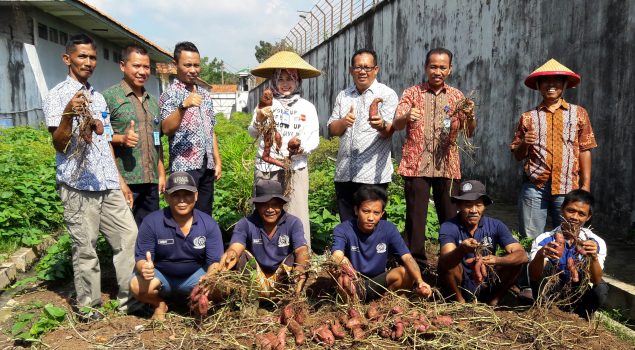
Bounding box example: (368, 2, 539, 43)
(130, 172, 223, 320)
(528, 189, 607, 319)
(331, 185, 432, 302)
(438, 180, 527, 305)
(218, 180, 309, 295)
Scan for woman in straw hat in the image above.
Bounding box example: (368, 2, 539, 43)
(248, 51, 321, 249)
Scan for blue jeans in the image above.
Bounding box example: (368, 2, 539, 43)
(518, 180, 565, 239)
(154, 268, 206, 299)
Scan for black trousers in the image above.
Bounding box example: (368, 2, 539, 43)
(403, 176, 459, 265)
(129, 183, 160, 227)
(334, 181, 389, 222)
(186, 163, 215, 217)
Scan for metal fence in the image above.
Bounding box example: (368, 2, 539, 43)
(284, 0, 387, 55)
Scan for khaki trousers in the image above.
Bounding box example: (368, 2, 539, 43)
(254, 167, 311, 250)
(59, 184, 138, 308)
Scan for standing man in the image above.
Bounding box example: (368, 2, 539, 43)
(43, 34, 138, 319)
(438, 180, 527, 306)
(327, 48, 398, 222)
(103, 44, 166, 226)
(160, 42, 221, 215)
(511, 59, 597, 239)
(392, 48, 476, 267)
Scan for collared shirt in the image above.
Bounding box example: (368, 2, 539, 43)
(103, 80, 161, 185)
(327, 80, 398, 184)
(43, 76, 120, 191)
(230, 211, 306, 274)
(530, 226, 606, 282)
(159, 79, 216, 172)
(331, 219, 410, 278)
(395, 82, 469, 179)
(439, 215, 518, 293)
(510, 99, 597, 194)
(135, 208, 224, 279)
(247, 98, 319, 172)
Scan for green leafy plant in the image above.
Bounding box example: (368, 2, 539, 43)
(11, 302, 67, 341)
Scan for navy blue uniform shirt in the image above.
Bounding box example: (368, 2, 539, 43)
(135, 208, 223, 279)
(230, 211, 306, 274)
(331, 219, 410, 278)
(439, 215, 518, 292)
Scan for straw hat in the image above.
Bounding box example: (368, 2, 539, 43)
(251, 51, 321, 79)
(524, 58, 580, 89)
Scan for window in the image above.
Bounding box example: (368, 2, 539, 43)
(113, 51, 122, 63)
(48, 28, 58, 44)
(38, 23, 48, 40)
(60, 31, 68, 46)
(103, 48, 109, 60)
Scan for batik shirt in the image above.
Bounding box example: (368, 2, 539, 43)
(395, 82, 470, 179)
(327, 80, 398, 184)
(510, 99, 597, 195)
(159, 79, 216, 172)
(103, 80, 161, 185)
(44, 76, 120, 191)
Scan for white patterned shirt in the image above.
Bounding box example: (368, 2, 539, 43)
(328, 80, 398, 184)
(44, 76, 120, 191)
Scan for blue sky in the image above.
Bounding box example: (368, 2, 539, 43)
(84, 0, 317, 73)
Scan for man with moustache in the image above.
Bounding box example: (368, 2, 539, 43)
(160, 42, 222, 215)
(103, 44, 166, 226)
(392, 48, 476, 269)
(438, 180, 527, 305)
(327, 48, 398, 222)
(43, 34, 138, 319)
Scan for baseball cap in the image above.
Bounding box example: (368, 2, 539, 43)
(451, 180, 493, 205)
(165, 172, 197, 194)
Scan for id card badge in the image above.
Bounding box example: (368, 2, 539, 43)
(152, 116, 161, 145)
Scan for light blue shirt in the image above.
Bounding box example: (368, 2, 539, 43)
(44, 76, 120, 191)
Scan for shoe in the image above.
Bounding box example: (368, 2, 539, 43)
(517, 287, 534, 304)
(77, 310, 104, 323)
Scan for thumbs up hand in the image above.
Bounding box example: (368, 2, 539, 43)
(407, 102, 421, 122)
(142, 251, 155, 281)
(344, 105, 356, 128)
(123, 120, 139, 148)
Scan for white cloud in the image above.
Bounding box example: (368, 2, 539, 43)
(83, 0, 317, 70)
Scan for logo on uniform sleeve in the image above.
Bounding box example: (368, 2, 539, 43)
(376, 243, 387, 254)
(192, 236, 206, 249)
(278, 234, 290, 247)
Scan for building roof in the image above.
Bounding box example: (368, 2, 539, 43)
(211, 85, 237, 93)
(155, 63, 214, 90)
(28, 0, 172, 63)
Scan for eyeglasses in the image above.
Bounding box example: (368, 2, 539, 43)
(351, 66, 376, 72)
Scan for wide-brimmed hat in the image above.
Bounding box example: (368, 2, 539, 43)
(251, 180, 289, 204)
(166, 172, 197, 194)
(451, 180, 493, 205)
(251, 51, 321, 79)
(524, 58, 581, 89)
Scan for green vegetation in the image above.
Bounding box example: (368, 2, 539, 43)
(11, 302, 67, 342)
(0, 127, 62, 252)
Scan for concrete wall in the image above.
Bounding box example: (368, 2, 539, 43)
(0, 6, 161, 127)
(248, 0, 635, 235)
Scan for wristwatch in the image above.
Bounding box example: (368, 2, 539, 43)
(178, 101, 186, 111)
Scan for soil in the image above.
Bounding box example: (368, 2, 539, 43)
(0, 267, 632, 349)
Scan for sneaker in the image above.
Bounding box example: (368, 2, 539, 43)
(77, 310, 104, 323)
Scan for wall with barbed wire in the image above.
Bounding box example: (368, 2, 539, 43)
(248, 0, 635, 236)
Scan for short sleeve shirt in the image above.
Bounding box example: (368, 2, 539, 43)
(103, 80, 161, 185)
(230, 211, 306, 274)
(159, 79, 216, 172)
(510, 99, 597, 194)
(43, 76, 120, 191)
(331, 219, 410, 277)
(327, 80, 398, 184)
(135, 208, 224, 279)
(439, 216, 518, 292)
(529, 227, 606, 282)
